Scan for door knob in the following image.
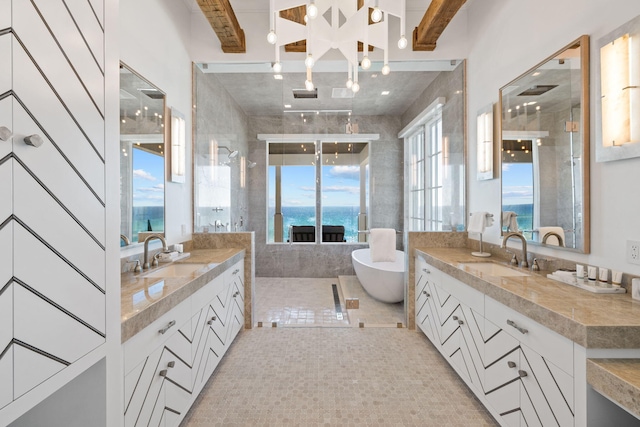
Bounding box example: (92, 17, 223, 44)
(24, 134, 44, 147)
(0, 126, 12, 141)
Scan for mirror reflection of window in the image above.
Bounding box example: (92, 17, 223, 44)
(132, 144, 165, 243)
(501, 139, 534, 240)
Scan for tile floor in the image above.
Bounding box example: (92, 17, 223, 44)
(180, 327, 498, 426)
(253, 276, 405, 328)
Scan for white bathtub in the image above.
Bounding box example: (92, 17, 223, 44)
(351, 249, 405, 303)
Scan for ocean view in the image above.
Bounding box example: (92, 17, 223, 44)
(268, 206, 362, 242)
(132, 206, 164, 242)
(502, 204, 533, 235)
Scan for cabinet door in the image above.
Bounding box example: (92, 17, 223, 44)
(415, 275, 437, 342)
(0, 90, 11, 160)
(191, 303, 225, 393)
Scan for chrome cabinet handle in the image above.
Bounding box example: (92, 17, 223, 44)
(158, 320, 176, 334)
(507, 319, 528, 335)
(422, 291, 430, 297)
(233, 269, 240, 275)
(233, 291, 240, 297)
(518, 370, 528, 378)
(422, 268, 431, 274)
(24, 134, 44, 147)
(507, 361, 516, 368)
(207, 316, 217, 325)
(159, 369, 168, 377)
(0, 126, 12, 141)
(167, 361, 175, 368)
(452, 316, 458, 321)
(457, 319, 464, 325)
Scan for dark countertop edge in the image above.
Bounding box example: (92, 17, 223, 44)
(414, 248, 640, 349)
(121, 249, 245, 342)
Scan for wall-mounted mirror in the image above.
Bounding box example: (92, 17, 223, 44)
(120, 63, 167, 246)
(500, 35, 590, 253)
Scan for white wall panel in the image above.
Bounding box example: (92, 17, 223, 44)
(64, 0, 104, 72)
(12, 43, 105, 201)
(13, 164, 105, 290)
(14, 225, 105, 333)
(87, 0, 103, 28)
(0, 159, 11, 222)
(13, 105, 105, 244)
(13, 344, 66, 400)
(13, 285, 105, 364)
(13, 0, 105, 157)
(0, 33, 10, 95)
(32, 0, 104, 113)
(0, 341, 12, 409)
(0, 0, 9, 29)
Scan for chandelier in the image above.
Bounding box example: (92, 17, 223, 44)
(267, 0, 407, 93)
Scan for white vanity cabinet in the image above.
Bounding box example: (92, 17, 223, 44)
(124, 258, 245, 427)
(415, 255, 575, 427)
(0, 0, 10, 28)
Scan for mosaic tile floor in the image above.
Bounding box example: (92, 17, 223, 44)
(338, 275, 405, 327)
(253, 277, 351, 327)
(180, 327, 498, 426)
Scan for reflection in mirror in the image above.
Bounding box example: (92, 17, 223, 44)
(120, 63, 166, 246)
(500, 35, 590, 252)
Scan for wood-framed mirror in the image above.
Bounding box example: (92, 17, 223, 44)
(499, 35, 590, 253)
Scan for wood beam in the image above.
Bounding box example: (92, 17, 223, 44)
(196, 0, 246, 53)
(413, 0, 466, 51)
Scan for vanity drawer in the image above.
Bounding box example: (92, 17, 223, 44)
(485, 296, 573, 375)
(191, 274, 225, 313)
(123, 297, 191, 375)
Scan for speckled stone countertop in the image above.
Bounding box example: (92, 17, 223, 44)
(587, 359, 640, 419)
(415, 247, 640, 349)
(121, 248, 245, 342)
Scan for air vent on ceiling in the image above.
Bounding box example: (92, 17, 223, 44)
(332, 88, 354, 99)
(293, 88, 318, 99)
(139, 88, 165, 99)
(518, 85, 557, 96)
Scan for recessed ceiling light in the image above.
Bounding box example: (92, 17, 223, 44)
(284, 104, 291, 108)
(274, 74, 283, 80)
(381, 91, 390, 96)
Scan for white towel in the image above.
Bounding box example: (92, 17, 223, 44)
(468, 212, 492, 234)
(369, 228, 396, 262)
(502, 211, 519, 232)
(538, 226, 565, 246)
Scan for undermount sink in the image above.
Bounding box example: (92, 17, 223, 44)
(144, 263, 212, 278)
(458, 262, 530, 277)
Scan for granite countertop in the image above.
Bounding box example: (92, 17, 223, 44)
(587, 359, 640, 419)
(415, 247, 640, 349)
(121, 248, 245, 342)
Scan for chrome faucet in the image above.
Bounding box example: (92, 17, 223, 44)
(120, 234, 130, 246)
(501, 232, 529, 269)
(542, 232, 564, 247)
(143, 234, 168, 269)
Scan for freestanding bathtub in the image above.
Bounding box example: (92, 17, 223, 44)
(351, 249, 405, 303)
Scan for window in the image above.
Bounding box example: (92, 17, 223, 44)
(267, 141, 369, 243)
(502, 139, 535, 240)
(407, 112, 445, 231)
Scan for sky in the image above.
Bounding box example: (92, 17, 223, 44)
(502, 162, 533, 205)
(132, 147, 164, 207)
(269, 164, 362, 207)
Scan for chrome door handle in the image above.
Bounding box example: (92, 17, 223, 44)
(457, 319, 464, 325)
(159, 370, 168, 377)
(207, 316, 217, 325)
(233, 291, 240, 297)
(422, 268, 431, 274)
(518, 370, 528, 378)
(422, 291, 430, 297)
(233, 269, 240, 275)
(158, 320, 176, 334)
(507, 319, 528, 335)
(167, 361, 175, 368)
(24, 134, 44, 147)
(507, 361, 516, 368)
(0, 126, 12, 141)
(452, 316, 458, 321)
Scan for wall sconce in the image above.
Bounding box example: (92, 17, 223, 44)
(476, 105, 494, 180)
(597, 16, 640, 162)
(170, 108, 186, 183)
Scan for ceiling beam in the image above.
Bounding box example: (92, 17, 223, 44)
(413, 0, 466, 51)
(196, 0, 246, 53)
